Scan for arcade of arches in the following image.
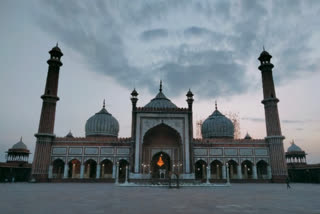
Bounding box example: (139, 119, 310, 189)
(194, 159, 271, 180)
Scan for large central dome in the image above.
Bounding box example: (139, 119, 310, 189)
(201, 104, 234, 139)
(144, 81, 177, 109)
(85, 101, 119, 137)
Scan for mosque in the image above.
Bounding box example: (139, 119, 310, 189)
(29, 44, 289, 183)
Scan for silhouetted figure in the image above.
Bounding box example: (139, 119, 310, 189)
(286, 177, 291, 189)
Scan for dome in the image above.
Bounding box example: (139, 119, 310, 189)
(244, 132, 252, 139)
(201, 105, 234, 139)
(12, 137, 28, 150)
(144, 81, 177, 109)
(85, 103, 119, 137)
(287, 141, 303, 152)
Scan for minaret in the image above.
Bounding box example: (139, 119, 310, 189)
(186, 89, 194, 172)
(258, 48, 287, 182)
(130, 88, 138, 172)
(32, 44, 63, 180)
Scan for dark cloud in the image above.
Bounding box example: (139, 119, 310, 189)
(33, 0, 320, 99)
(242, 117, 316, 124)
(140, 29, 168, 41)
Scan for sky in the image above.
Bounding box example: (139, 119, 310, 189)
(0, 0, 319, 163)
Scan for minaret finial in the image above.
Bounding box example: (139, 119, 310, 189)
(263, 45, 265, 51)
(160, 80, 162, 92)
(20, 136, 22, 142)
(215, 100, 217, 110)
(56, 42, 59, 47)
(103, 99, 105, 108)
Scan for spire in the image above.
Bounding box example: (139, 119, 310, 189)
(215, 100, 218, 110)
(56, 42, 59, 47)
(20, 136, 22, 142)
(159, 80, 162, 92)
(263, 45, 265, 51)
(103, 99, 106, 108)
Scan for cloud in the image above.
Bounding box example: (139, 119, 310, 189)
(33, 0, 320, 98)
(242, 117, 318, 124)
(140, 29, 168, 41)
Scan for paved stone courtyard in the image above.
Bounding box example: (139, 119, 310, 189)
(0, 183, 319, 214)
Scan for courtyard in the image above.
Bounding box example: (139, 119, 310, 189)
(0, 183, 319, 214)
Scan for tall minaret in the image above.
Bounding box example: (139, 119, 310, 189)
(186, 89, 194, 172)
(130, 88, 138, 172)
(258, 48, 287, 182)
(32, 44, 63, 180)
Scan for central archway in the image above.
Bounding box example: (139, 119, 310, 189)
(142, 123, 182, 175)
(151, 152, 171, 178)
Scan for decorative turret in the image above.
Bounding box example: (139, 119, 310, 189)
(6, 137, 30, 163)
(258, 48, 287, 182)
(131, 88, 138, 110)
(186, 89, 194, 110)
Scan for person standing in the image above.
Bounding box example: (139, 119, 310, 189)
(286, 177, 291, 189)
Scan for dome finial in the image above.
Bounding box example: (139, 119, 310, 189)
(215, 100, 218, 110)
(20, 136, 22, 142)
(160, 80, 162, 92)
(263, 45, 265, 51)
(56, 42, 59, 47)
(103, 99, 105, 108)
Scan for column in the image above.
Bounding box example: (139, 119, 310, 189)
(63, 164, 68, 179)
(222, 165, 226, 179)
(226, 164, 230, 184)
(115, 162, 119, 184)
(206, 166, 210, 184)
(101, 164, 105, 178)
(216, 165, 220, 179)
(80, 164, 85, 179)
(96, 164, 101, 179)
(48, 165, 53, 179)
(267, 165, 272, 179)
(237, 165, 242, 179)
(125, 165, 129, 184)
(112, 163, 116, 179)
(252, 164, 258, 179)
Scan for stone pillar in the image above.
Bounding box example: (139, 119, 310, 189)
(63, 164, 68, 179)
(96, 164, 101, 179)
(206, 166, 210, 184)
(253, 164, 258, 179)
(237, 165, 242, 179)
(112, 163, 116, 179)
(226, 164, 230, 184)
(267, 165, 272, 179)
(125, 165, 129, 184)
(222, 165, 226, 179)
(216, 166, 220, 179)
(80, 164, 85, 179)
(48, 165, 53, 179)
(115, 162, 119, 184)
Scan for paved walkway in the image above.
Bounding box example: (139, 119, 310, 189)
(0, 183, 319, 214)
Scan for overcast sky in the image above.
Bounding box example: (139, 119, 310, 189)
(0, 0, 319, 163)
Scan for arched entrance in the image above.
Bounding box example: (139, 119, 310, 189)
(195, 160, 207, 181)
(210, 160, 223, 179)
(68, 159, 81, 178)
(52, 159, 64, 179)
(228, 160, 238, 179)
(142, 124, 182, 175)
(242, 160, 253, 179)
(257, 160, 268, 179)
(151, 152, 171, 178)
(100, 159, 113, 179)
(118, 159, 129, 182)
(84, 159, 97, 179)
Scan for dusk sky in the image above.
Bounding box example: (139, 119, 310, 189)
(0, 0, 319, 163)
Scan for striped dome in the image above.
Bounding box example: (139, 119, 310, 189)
(85, 105, 119, 137)
(12, 137, 28, 150)
(201, 108, 234, 139)
(144, 81, 177, 109)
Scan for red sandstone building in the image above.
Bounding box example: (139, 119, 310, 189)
(30, 45, 288, 183)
